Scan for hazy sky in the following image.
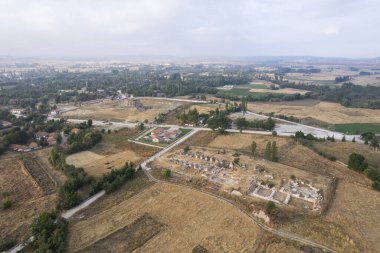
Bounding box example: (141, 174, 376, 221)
(0, 0, 379, 58)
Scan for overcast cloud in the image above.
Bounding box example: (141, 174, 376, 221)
(0, 0, 379, 58)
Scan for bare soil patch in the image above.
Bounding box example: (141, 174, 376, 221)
(76, 213, 164, 253)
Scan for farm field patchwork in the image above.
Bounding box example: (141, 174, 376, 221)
(0, 155, 60, 245)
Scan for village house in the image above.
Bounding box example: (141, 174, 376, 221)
(0, 120, 12, 128)
(71, 128, 82, 134)
(9, 144, 31, 152)
(47, 133, 59, 145)
(149, 127, 181, 143)
(35, 131, 49, 140)
(10, 108, 26, 117)
(49, 109, 61, 117)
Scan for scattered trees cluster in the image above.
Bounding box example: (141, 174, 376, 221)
(235, 117, 275, 132)
(348, 153, 380, 191)
(67, 130, 102, 154)
(90, 162, 136, 194)
(265, 141, 278, 162)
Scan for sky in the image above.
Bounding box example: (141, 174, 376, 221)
(0, 0, 379, 58)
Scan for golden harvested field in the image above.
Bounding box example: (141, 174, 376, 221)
(62, 98, 184, 122)
(0, 156, 58, 244)
(68, 183, 261, 253)
(67, 128, 159, 177)
(249, 100, 380, 124)
(66, 151, 105, 168)
(249, 88, 309, 95)
(67, 150, 142, 177)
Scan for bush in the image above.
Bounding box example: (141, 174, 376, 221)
(266, 201, 276, 212)
(364, 168, 380, 181)
(163, 169, 172, 179)
(272, 131, 277, 136)
(0, 240, 16, 252)
(2, 197, 12, 209)
(348, 153, 367, 172)
(372, 181, 380, 191)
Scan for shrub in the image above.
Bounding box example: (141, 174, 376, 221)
(163, 169, 172, 179)
(266, 201, 276, 212)
(372, 181, 380, 191)
(348, 153, 367, 172)
(290, 175, 296, 180)
(2, 197, 12, 209)
(364, 168, 380, 181)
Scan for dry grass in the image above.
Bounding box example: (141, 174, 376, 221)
(0, 157, 58, 243)
(67, 150, 142, 177)
(66, 151, 105, 168)
(66, 128, 159, 177)
(68, 183, 261, 253)
(188, 103, 221, 114)
(325, 180, 380, 253)
(62, 98, 184, 122)
(313, 141, 380, 172)
(249, 101, 380, 124)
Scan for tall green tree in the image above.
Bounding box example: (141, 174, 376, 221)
(251, 141, 257, 156)
(265, 142, 272, 160)
(271, 141, 278, 162)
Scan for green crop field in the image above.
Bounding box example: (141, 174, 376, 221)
(217, 88, 285, 99)
(332, 123, 380, 134)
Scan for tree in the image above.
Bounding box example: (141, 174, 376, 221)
(271, 141, 278, 162)
(183, 146, 190, 153)
(342, 135, 346, 142)
(348, 153, 367, 172)
(30, 211, 68, 253)
(272, 131, 277, 136)
(235, 117, 248, 133)
(87, 119, 93, 127)
(370, 138, 379, 149)
(352, 137, 356, 142)
(138, 122, 145, 131)
(233, 157, 240, 165)
(331, 135, 335, 142)
(290, 174, 296, 180)
(251, 141, 257, 157)
(265, 142, 272, 160)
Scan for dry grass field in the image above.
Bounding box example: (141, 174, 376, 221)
(62, 98, 184, 122)
(314, 141, 380, 172)
(188, 103, 221, 114)
(68, 183, 261, 253)
(67, 150, 142, 177)
(175, 131, 379, 252)
(249, 100, 380, 124)
(67, 128, 159, 177)
(0, 155, 60, 244)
